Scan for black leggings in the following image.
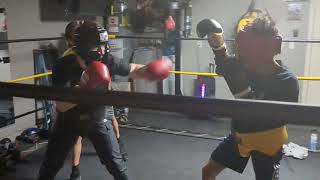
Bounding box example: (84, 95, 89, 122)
(38, 110, 130, 180)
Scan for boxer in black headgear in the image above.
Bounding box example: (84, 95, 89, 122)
(38, 21, 172, 180)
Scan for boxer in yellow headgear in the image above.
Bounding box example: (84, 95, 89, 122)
(197, 15, 299, 180)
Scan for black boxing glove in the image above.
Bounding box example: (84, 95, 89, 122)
(196, 18, 225, 50)
(197, 19, 253, 99)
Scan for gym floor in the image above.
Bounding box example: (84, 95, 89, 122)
(3, 110, 320, 180)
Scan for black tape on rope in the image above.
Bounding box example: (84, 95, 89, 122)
(0, 37, 63, 44)
(6, 105, 52, 122)
(1, 36, 320, 44)
(0, 82, 319, 127)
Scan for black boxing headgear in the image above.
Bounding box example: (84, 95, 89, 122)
(73, 22, 109, 63)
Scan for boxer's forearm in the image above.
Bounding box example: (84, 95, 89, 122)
(56, 101, 77, 112)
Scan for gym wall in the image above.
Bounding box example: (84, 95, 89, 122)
(301, 0, 320, 104)
(0, 0, 67, 138)
(0, 0, 319, 138)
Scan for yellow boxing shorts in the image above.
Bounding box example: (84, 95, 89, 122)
(235, 126, 288, 157)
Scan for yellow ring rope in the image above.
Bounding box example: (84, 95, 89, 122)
(5, 70, 320, 83)
(169, 71, 320, 81)
(7, 72, 53, 83)
(170, 70, 218, 77)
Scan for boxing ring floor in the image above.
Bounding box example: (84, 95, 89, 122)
(3, 110, 320, 180)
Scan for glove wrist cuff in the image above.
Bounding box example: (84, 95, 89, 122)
(233, 87, 253, 99)
(212, 45, 227, 57)
(212, 43, 226, 51)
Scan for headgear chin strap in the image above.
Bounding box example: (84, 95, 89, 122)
(236, 30, 282, 66)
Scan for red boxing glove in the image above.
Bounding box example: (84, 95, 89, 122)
(80, 61, 111, 90)
(165, 16, 176, 31)
(146, 58, 173, 81)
